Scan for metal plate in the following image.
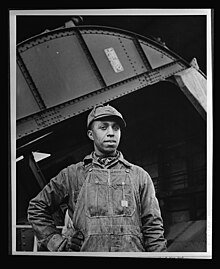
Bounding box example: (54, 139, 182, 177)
(16, 64, 40, 119)
(140, 40, 174, 69)
(81, 31, 148, 85)
(104, 47, 124, 73)
(19, 34, 101, 108)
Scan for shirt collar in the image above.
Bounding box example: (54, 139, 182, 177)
(83, 151, 132, 168)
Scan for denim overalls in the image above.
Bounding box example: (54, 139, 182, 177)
(28, 152, 167, 252)
(71, 166, 145, 252)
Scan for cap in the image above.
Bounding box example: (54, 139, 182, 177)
(87, 104, 126, 129)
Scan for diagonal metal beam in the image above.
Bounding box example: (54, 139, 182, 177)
(17, 52, 47, 110)
(132, 36, 152, 71)
(16, 60, 187, 141)
(74, 28, 107, 88)
(27, 152, 47, 189)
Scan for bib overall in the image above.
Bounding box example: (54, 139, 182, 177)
(28, 152, 167, 252)
(71, 167, 145, 252)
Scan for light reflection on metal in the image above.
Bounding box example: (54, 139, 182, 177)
(16, 155, 24, 162)
(17, 132, 53, 151)
(32, 152, 51, 162)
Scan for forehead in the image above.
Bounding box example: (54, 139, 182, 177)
(93, 120, 120, 126)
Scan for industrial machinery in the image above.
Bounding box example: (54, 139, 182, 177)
(14, 18, 207, 253)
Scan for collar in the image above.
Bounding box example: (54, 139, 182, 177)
(83, 151, 132, 168)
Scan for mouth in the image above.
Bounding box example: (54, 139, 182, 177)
(104, 140, 116, 144)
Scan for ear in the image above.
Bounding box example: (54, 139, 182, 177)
(87, 129, 94, 141)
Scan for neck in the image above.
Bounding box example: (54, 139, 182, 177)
(94, 150, 117, 158)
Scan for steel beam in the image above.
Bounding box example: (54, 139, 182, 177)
(28, 153, 47, 189)
(17, 60, 186, 140)
(16, 25, 206, 143)
(74, 28, 107, 88)
(17, 53, 46, 110)
(132, 36, 152, 71)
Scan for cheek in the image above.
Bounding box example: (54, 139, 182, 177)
(93, 131, 104, 143)
(116, 131, 121, 141)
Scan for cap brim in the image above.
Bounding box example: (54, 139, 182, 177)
(88, 115, 126, 129)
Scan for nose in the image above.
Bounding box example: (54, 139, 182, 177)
(107, 126, 114, 136)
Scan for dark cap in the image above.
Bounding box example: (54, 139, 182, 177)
(87, 104, 126, 129)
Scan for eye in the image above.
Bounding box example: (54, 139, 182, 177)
(113, 125, 120, 131)
(100, 125, 107, 130)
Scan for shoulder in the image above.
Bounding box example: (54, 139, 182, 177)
(65, 161, 85, 176)
(128, 163, 153, 190)
(120, 153, 150, 178)
(52, 161, 84, 181)
(57, 161, 85, 190)
(129, 163, 151, 178)
(120, 154, 146, 176)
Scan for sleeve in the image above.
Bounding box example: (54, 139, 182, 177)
(139, 169, 167, 252)
(27, 167, 72, 251)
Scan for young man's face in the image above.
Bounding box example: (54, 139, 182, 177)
(88, 120, 121, 156)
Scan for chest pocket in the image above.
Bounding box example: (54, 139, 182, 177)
(85, 168, 135, 218)
(85, 169, 109, 217)
(111, 169, 135, 217)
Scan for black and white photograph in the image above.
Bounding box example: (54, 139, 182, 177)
(9, 9, 213, 258)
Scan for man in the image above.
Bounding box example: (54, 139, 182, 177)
(28, 104, 167, 252)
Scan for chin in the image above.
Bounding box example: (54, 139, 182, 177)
(105, 149, 116, 154)
(103, 147, 117, 154)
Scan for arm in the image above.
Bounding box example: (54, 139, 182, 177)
(27, 168, 70, 251)
(140, 169, 167, 252)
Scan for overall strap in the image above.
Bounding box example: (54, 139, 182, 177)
(74, 163, 92, 202)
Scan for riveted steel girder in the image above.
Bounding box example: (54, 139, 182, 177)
(16, 26, 206, 143)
